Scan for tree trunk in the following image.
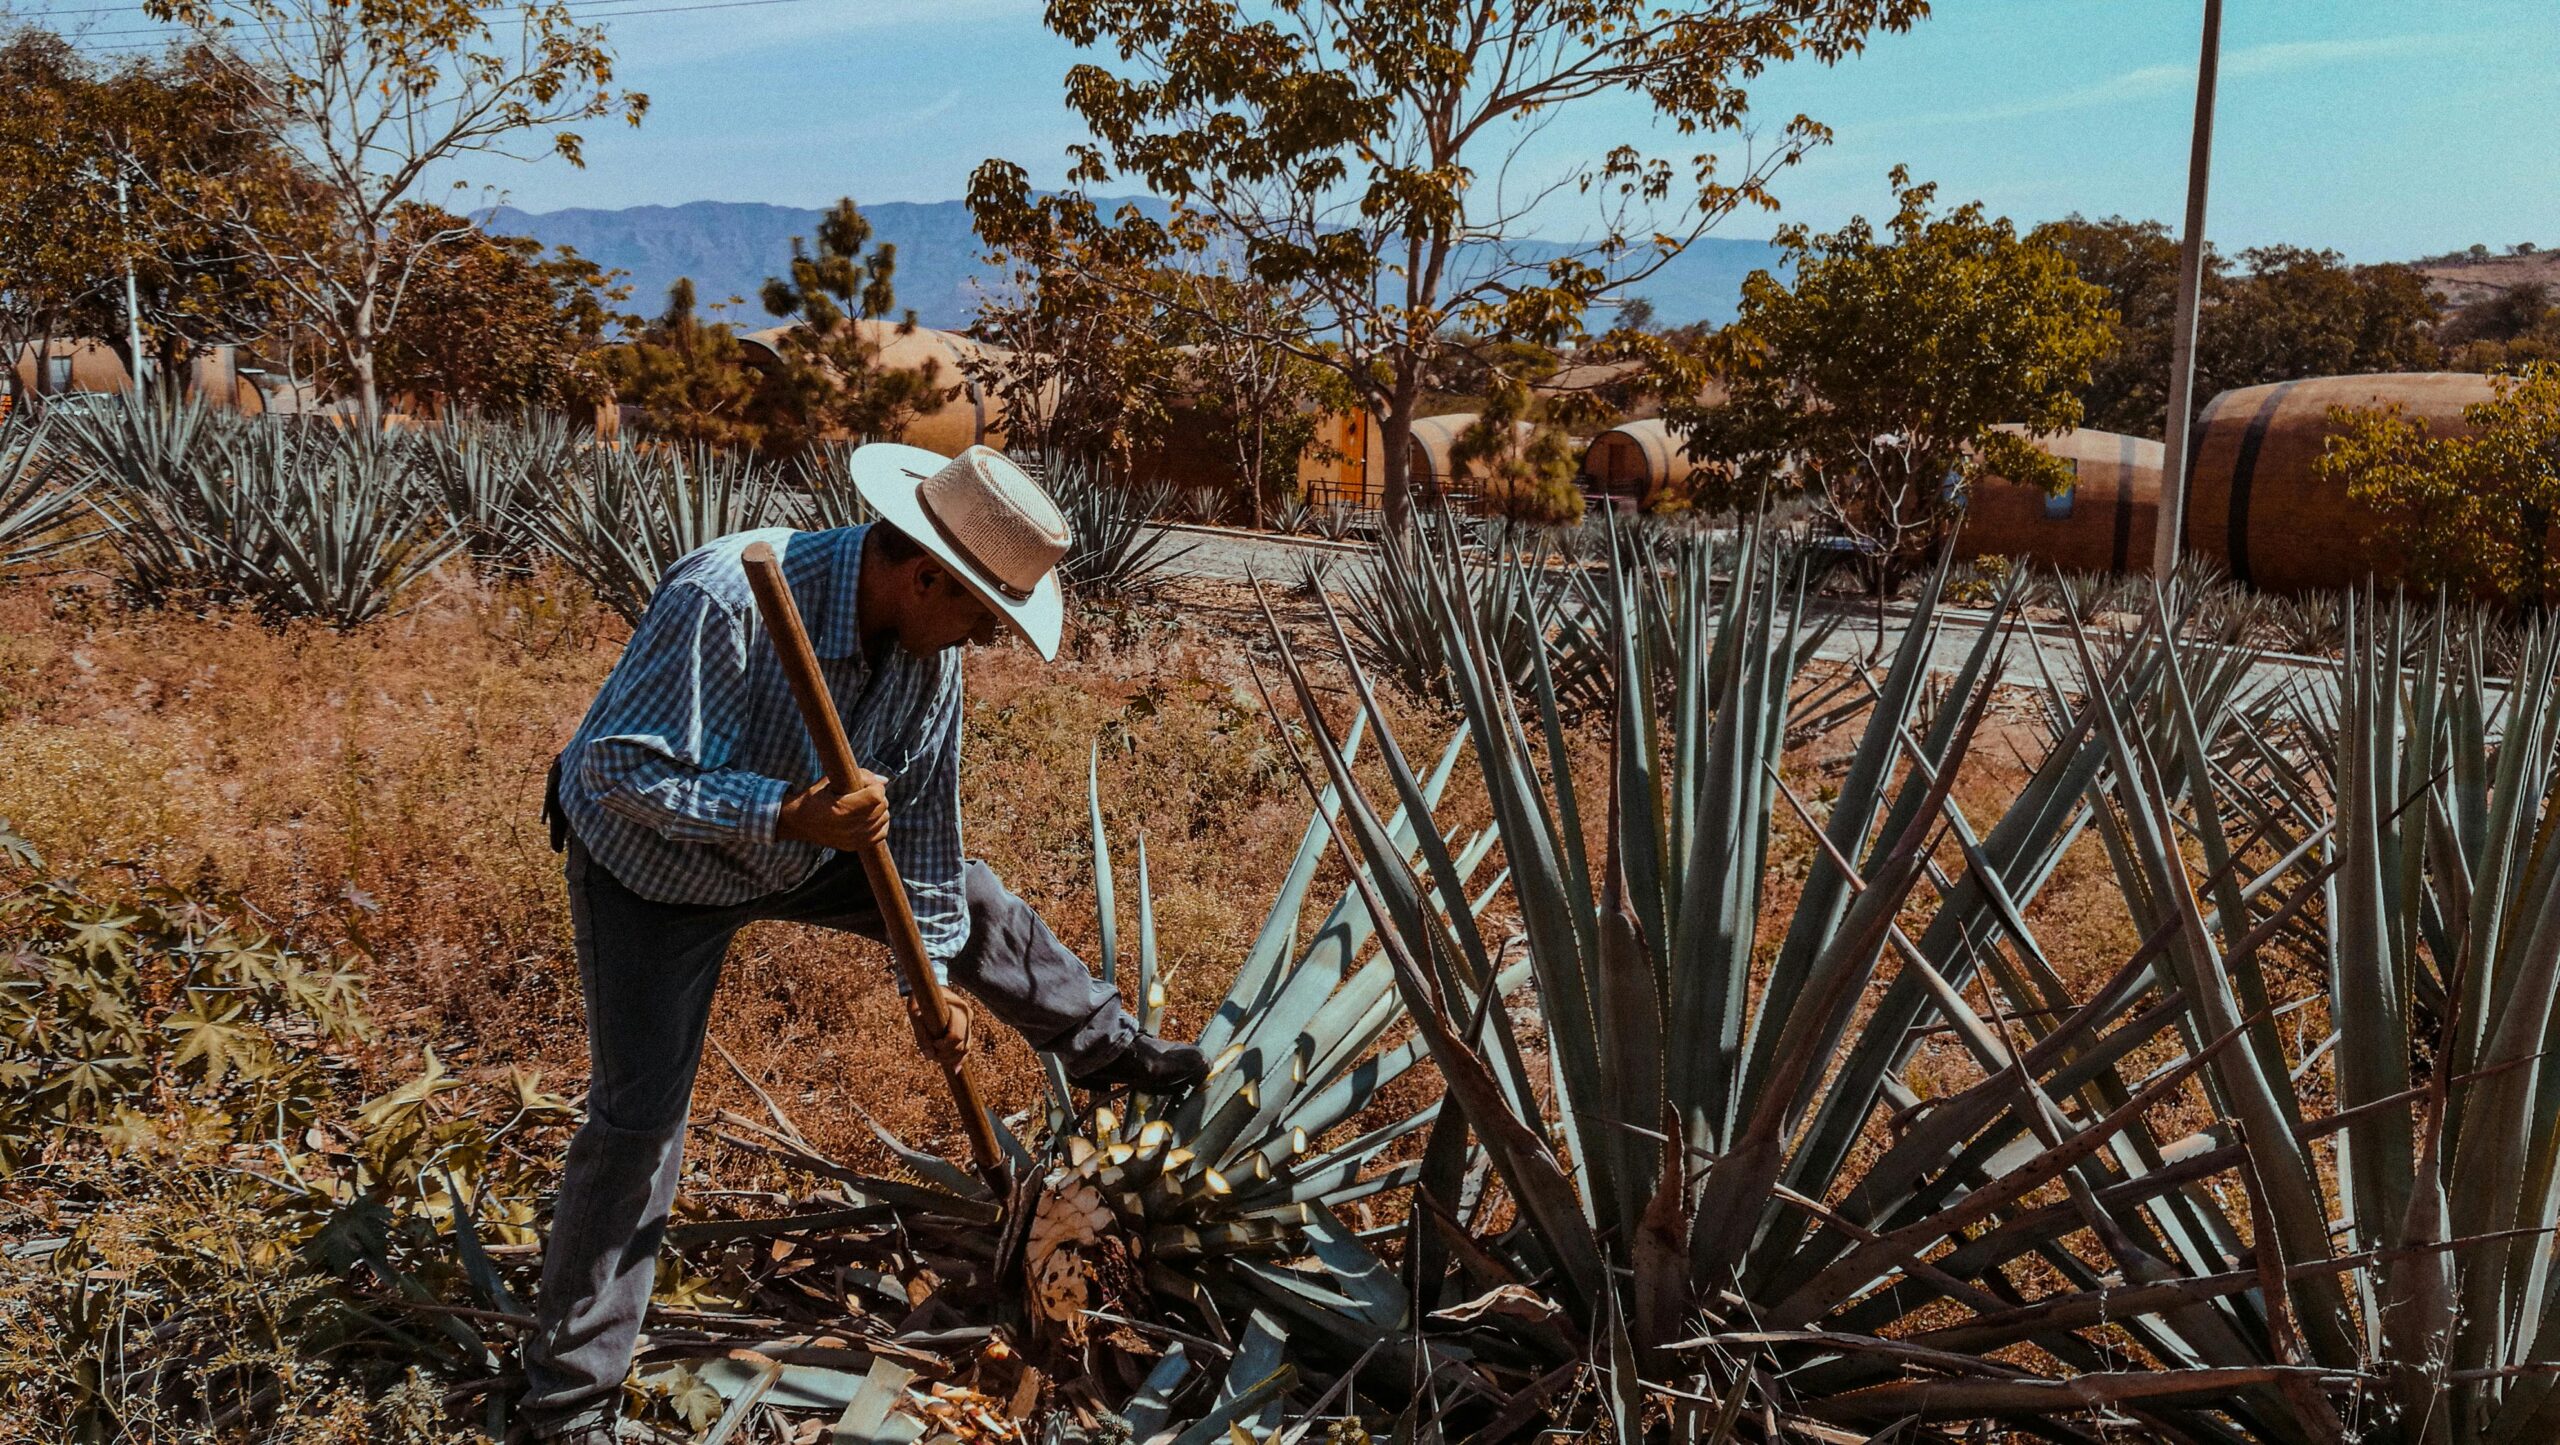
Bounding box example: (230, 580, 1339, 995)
(1380, 372, 1420, 536)
(1247, 408, 1267, 532)
(352, 261, 381, 428)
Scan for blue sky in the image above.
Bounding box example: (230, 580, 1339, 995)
(44, 0, 2560, 260)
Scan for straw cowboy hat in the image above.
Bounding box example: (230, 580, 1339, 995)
(850, 442, 1071, 660)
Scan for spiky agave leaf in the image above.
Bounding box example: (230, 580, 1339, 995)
(1270, 522, 2410, 1440)
(514, 441, 797, 623)
(0, 416, 94, 564)
(1067, 720, 1525, 1346)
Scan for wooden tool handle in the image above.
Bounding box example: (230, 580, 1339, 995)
(739, 540, 1011, 1192)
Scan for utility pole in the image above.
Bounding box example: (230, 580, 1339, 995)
(117, 167, 148, 402)
(2151, 0, 2222, 578)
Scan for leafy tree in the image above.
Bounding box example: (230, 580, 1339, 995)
(367, 206, 632, 413)
(1461, 422, 1585, 527)
(0, 30, 119, 391)
(2023, 215, 2182, 437)
(0, 30, 300, 396)
(2440, 282, 2560, 372)
(964, 191, 1182, 466)
(2204, 242, 2440, 392)
(1162, 264, 1338, 527)
(597, 279, 765, 450)
(976, 0, 1925, 530)
(1686, 170, 2111, 583)
(2319, 362, 2560, 607)
(143, 0, 648, 425)
(1445, 342, 1596, 526)
(2032, 216, 2443, 436)
(753, 198, 952, 457)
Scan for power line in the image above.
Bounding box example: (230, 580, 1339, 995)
(53, 0, 789, 42)
(17, 0, 681, 16)
(62, 0, 813, 51)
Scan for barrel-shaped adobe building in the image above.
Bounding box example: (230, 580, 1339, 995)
(1402, 414, 1479, 496)
(9, 338, 132, 401)
(2179, 372, 2499, 593)
(1578, 417, 1699, 511)
(1403, 414, 1546, 498)
(738, 319, 1018, 453)
(1956, 426, 2165, 575)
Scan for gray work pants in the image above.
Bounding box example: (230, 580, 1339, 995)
(518, 839, 1134, 1434)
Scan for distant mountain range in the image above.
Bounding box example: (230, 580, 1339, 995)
(482, 198, 1784, 331)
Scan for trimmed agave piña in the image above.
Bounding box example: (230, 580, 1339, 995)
(812, 737, 1520, 1422)
(1265, 526, 2407, 1439)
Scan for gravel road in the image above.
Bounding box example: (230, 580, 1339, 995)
(1140, 522, 2435, 727)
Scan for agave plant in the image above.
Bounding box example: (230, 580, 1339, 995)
(53, 398, 265, 604)
(1340, 523, 1608, 714)
(1178, 484, 1227, 527)
(245, 427, 467, 626)
(2062, 593, 2560, 1443)
(0, 417, 93, 564)
(2267, 589, 2347, 657)
(724, 734, 1521, 1430)
(515, 442, 798, 624)
(1312, 500, 1361, 543)
(417, 410, 593, 569)
(789, 441, 881, 531)
(1264, 524, 2416, 1439)
(60, 400, 460, 624)
(1038, 454, 1193, 603)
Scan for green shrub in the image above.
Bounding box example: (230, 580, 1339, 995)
(0, 830, 574, 1440)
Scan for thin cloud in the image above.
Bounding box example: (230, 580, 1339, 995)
(1866, 31, 2485, 131)
(854, 88, 966, 138)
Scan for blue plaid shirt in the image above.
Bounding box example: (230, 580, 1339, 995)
(557, 525, 969, 980)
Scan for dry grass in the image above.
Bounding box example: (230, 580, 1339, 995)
(1, 554, 2276, 1250)
(0, 565, 1474, 1178)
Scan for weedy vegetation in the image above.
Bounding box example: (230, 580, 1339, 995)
(9, 399, 2560, 1444)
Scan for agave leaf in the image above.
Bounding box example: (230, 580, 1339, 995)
(830, 1357, 918, 1445)
(1093, 746, 1119, 987)
(2059, 609, 2359, 1368)
(1196, 716, 1365, 1061)
(1122, 1345, 1192, 1441)
(1261, 598, 1607, 1328)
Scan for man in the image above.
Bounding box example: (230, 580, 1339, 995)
(520, 443, 1209, 1441)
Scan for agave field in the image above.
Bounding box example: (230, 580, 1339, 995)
(0, 403, 1190, 631)
(7, 403, 2560, 1444)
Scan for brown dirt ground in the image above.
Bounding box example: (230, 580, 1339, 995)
(0, 566, 1478, 1186)
(0, 559, 2317, 1274)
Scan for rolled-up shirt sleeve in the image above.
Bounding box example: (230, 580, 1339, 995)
(576, 580, 792, 847)
(887, 664, 970, 984)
